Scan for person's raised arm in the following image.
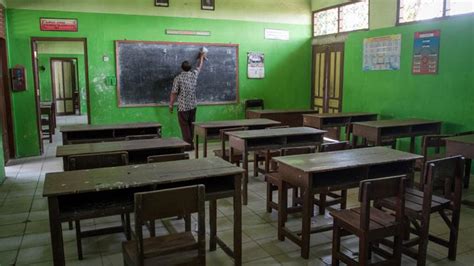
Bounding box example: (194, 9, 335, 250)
(196, 52, 205, 71)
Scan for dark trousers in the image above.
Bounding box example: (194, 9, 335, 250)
(178, 108, 196, 149)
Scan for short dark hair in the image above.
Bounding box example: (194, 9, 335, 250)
(181, 61, 192, 72)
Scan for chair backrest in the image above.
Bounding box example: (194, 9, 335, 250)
(423, 156, 465, 207)
(134, 185, 206, 262)
(244, 99, 264, 110)
(147, 153, 189, 163)
(421, 134, 451, 159)
(359, 175, 407, 232)
(319, 141, 349, 152)
(219, 127, 248, 153)
(125, 134, 159, 141)
(68, 151, 129, 170)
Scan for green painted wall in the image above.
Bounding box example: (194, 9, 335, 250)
(38, 53, 87, 114)
(343, 15, 474, 152)
(7, 9, 312, 157)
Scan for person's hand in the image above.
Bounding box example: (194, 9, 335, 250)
(169, 105, 173, 114)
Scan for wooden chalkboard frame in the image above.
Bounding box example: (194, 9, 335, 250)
(115, 40, 239, 108)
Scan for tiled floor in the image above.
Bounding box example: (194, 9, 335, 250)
(1, 119, 474, 265)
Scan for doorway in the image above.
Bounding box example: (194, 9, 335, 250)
(311, 43, 344, 113)
(0, 38, 15, 162)
(31, 37, 91, 153)
(51, 58, 80, 115)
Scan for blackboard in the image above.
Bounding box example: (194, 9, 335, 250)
(115, 40, 239, 107)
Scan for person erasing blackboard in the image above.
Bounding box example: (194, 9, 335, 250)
(169, 50, 206, 151)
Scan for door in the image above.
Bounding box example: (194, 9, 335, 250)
(0, 39, 14, 162)
(51, 59, 76, 115)
(312, 43, 344, 114)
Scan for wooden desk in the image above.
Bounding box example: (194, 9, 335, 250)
(227, 127, 326, 205)
(303, 112, 377, 141)
(193, 119, 281, 158)
(273, 147, 421, 259)
(446, 134, 474, 188)
(43, 157, 244, 266)
(246, 109, 318, 127)
(57, 138, 190, 170)
(352, 119, 442, 152)
(60, 123, 162, 145)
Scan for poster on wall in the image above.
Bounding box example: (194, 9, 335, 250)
(247, 52, 265, 79)
(412, 30, 440, 75)
(363, 34, 401, 71)
(40, 18, 78, 32)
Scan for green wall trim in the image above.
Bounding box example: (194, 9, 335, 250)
(343, 15, 474, 153)
(7, 8, 312, 157)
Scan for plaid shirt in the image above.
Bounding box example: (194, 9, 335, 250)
(171, 69, 200, 112)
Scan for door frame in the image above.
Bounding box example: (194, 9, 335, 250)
(50, 57, 80, 115)
(30, 37, 91, 153)
(310, 43, 345, 113)
(0, 38, 15, 161)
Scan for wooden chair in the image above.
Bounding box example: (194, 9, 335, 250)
(376, 156, 464, 266)
(122, 185, 206, 266)
(68, 151, 130, 260)
(331, 175, 407, 266)
(40, 106, 53, 143)
(125, 134, 160, 141)
(314, 141, 350, 215)
(414, 134, 451, 181)
(454, 131, 474, 188)
(254, 125, 291, 176)
(244, 99, 264, 118)
(213, 127, 247, 166)
(147, 153, 189, 163)
(146, 152, 191, 236)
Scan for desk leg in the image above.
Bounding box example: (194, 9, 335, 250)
(209, 199, 217, 251)
(195, 134, 199, 159)
(278, 180, 288, 241)
(464, 159, 472, 188)
(345, 124, 351, 142)
(301, 186, 312, 259)
(409, 137, 415, 153)
(352, 135, 358, 148)
(48, 197, 65, 266)
(242, 149, 248, 205)
(234, 174, 242, 266)
(203, 134, 208, 158)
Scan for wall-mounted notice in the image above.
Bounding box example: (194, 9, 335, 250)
(165, 29, 211, 36)
(412, 30, 440, 75)
(40, 18, 78, 32)
(363, 34, 401, 71)
(247, 52, 265, 79)
(265, 29, 289, 41)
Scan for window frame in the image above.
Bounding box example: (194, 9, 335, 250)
(312, 0, 370, 38)
(396, 0, 474, 26)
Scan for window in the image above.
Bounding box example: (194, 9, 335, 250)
(398, 0, 474, 24)
(313, 0, 369, 37)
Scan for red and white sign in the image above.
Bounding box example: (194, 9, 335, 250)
(40, 18, 78, 32)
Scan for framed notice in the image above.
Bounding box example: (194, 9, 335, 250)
(201, 0, 215, 11)
(264, 29, 290, 41)
(40, 18, 78, 32)
(412, 30, 440, 75)
(363, 34, 401, 71)
(155, 0, 169, 7)
(247, 52, 265, 79)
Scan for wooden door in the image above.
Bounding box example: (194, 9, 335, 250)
(312, 43, 344, 113)
(31, 41, 44, 154)
(52, 59, 76, 115)
(0, 39, 13, 162)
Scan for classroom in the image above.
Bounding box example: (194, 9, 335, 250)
(0, 0, 473, 265)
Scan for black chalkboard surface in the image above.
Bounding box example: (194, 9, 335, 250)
(115, 41, 239, 107)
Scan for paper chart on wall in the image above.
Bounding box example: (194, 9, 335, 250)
(363, 34, 401, 71)
(247, 52, 265, 79)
